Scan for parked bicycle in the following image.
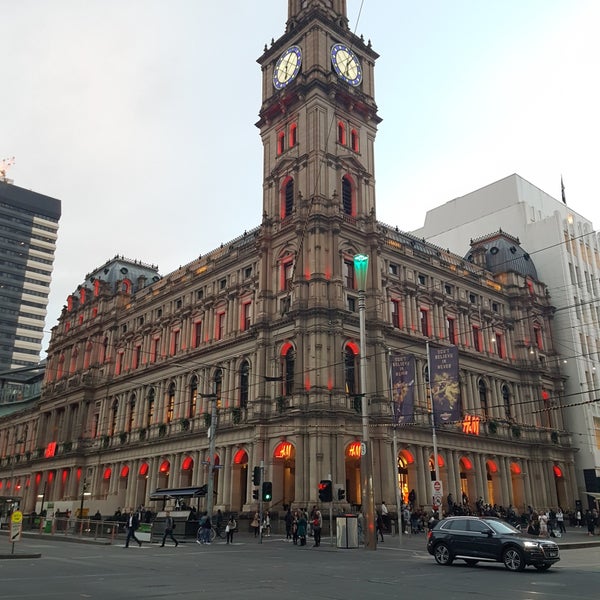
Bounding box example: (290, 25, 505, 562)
(196, 525, 217, 544)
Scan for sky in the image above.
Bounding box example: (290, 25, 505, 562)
(2, 0, 599, 356)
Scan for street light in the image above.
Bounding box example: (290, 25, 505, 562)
(354, 253, 376, 551)
(79, 479, 89, 519)
(201, 393, 218, 519)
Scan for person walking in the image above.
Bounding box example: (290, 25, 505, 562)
(215, 509, 224, 539)
(225, 515, 237, 544)
(263, 511, 271, 537)
(124, 509, 142, 548)
(376, 511, 385, 542)
(251, 511, 260, 537)
(297, 510, 308, 546)
(381, 501, 390, 532)
(312, 510, 322, 547)
(160, 510, 179, 547)
(556, 507, 566, 534)
(284, 508, 293, 541)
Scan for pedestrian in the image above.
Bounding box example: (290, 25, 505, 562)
(402, 504, 410, 534)
(292, 511, 299, 545)
(251, 511, 260, 537)
(297, 510, 308, 546)
(585, 509, 595, 536)
(160, 510, 179, 547)
(284, 507, 293, 541)
(312, 510, 322, 547)
(124, 508, 142, 548)
(527, 512, 540, 536)
(202, 512, 212, 544)
(381, 501, 390, 532)
(263, 510, 271, 537)
(215, 509, 224, 538)
(408, 489, 416, 509)
(225, 515, 237, 544)
(556, 507, 566, 534)
(376, 511, 385, 542)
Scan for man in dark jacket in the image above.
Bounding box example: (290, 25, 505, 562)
(125, 509, 142, 548)
(160, 510, 179, 547)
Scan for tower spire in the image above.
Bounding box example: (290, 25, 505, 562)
(288, 0, 348, 24)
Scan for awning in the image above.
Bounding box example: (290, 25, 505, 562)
(586, 492, 600, 500)
(149, 485, 207, 500)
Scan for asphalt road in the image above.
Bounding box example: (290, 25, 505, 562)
(2, 533, 599, 600)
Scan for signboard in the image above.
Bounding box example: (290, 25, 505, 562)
(431, 481, 443, 508)
(10, 511, 23, 543)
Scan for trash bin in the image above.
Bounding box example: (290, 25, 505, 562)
(336, 515, 358, 548)
(43, 518, 52, 533)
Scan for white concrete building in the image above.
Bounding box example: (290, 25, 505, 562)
(415, 173, 600, 506)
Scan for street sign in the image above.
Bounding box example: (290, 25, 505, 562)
(432, 480, 443, 494)
(10, 511, 23, 543)
(433, 494, 442, 508)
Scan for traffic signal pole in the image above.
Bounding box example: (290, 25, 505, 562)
(259, 460, 264, 544)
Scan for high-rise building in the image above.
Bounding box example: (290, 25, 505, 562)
(0, 180, 61, 371)
(415, 173, 600, 503)
(0, 4, 578, 521)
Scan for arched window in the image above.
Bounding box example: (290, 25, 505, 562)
(282, 178, 294, 219)
(146, 388, 155, 428)
(110, 398, 118, 436)
(69, 346, 78, 374)
(478, 379, 488, 417)
(57, 353, 65, 379)
(122, 279, 132, 294)
(240, 361, 250, 408)
(338, 121, 346, 145)
(289, 123, 297, 147)
(282, 344, 295, 397)
(342, 175, 353, 215)
(83, 341, 93, 370)
(351, 128, 359, 152)
(214, 369, 223, 407)
(127, 395, 136, 433)
(277, 130, 285, 155)
(167, 383, 176, 423)
(189, 376, 198, 419)
(344, 344, 358, 396)
(501, 384, 511, 420)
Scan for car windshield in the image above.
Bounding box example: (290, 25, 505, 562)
(486, 520, 520, 534)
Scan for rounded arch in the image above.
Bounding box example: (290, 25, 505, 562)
(181, 456, 194, 471)
(341, 174, 356, 216)
(280, 175, 294, 219)
(233, 449, 248, 464)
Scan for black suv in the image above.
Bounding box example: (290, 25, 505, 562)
(427, 516, 560, 571)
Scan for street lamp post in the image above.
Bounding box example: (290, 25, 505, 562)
(203, 394, 218, 519)
(354, 253, 376, 550)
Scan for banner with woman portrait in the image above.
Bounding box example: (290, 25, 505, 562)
(429, 345, 461, 426)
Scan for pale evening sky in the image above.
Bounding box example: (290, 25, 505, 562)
(2, 0, 599, 356)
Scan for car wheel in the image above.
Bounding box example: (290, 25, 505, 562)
(534, 564, 552, 572)
(433, 543, 453, 566)
(503, 547, 526, 572)
(464, 559, 479, 567)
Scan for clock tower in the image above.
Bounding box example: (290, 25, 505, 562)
(254, 0, 384, 418)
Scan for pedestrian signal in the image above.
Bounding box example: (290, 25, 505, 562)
(318, 480, 333, 503)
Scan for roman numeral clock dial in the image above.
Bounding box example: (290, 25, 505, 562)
(331, 43, 362, 86)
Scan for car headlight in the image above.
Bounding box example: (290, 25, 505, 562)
(523, 541, 540, 548)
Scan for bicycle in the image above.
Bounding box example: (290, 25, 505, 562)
(196, 525, 217, 544)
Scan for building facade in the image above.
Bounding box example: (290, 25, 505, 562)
(0, 2, 577, 519)
(0, 179, 61, 371)
(415, 173, 600, 506)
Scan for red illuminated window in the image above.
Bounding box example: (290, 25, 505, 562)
(216, 312, 225, 341)
(241, 301, 251, 331)
(447, 317, 457, 344)
(115, 350, 124, 376)
(351, 128, 359, 152)
(277, 130, 285, 155)
(289, 123, 297, 147)
(338, 121, 346, 145)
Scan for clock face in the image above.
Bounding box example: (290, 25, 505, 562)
(331, 43, 362, 86)
(273, 45, 302, 89)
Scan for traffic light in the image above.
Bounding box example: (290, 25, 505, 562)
(262, 481, 272, 502)
(252, 466, 261, 486)
(318, 479, 333, 503)
(337, 488, 345, 501)
(252, 489, 259, 500)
